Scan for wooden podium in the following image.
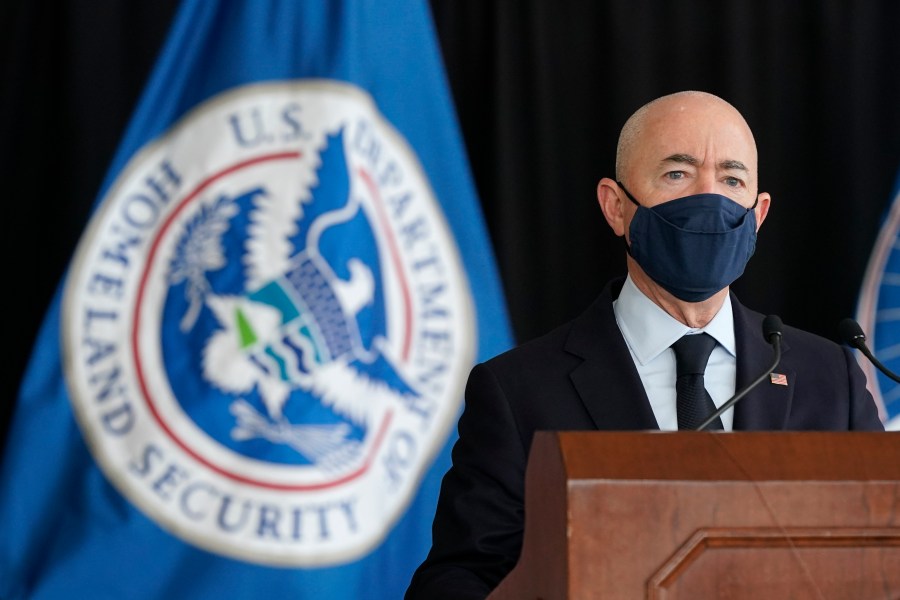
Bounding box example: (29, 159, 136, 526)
(487, 432, 900, 599)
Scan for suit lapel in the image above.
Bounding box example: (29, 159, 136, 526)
(731, 296, 795, 430)
(564, 280, 660, 430)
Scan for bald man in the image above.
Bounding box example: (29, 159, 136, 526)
(405, 92, 883, 600)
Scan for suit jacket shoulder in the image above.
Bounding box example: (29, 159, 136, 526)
(730, 295, 883, 431)
(479, 279, 660, 447)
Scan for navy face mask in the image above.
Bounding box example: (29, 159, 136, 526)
(617, 181, 758, 303)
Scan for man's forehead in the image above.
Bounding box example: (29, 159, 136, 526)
(636, 118, 758, 171)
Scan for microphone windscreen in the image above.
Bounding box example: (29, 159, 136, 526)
(838, 318, 866, 347)
(762, 315, 783, 342)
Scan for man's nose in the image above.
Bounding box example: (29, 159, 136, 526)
(695, 170, 718, 194)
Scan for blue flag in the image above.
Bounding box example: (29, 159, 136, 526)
(855, 166, 900, 431)
(0, 1, 512, 598)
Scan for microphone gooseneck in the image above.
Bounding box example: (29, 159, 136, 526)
(838, 317, 900, 384)
(695, 315, 783, 431)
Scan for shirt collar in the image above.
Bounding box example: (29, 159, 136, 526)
(613, 275, 736, 365)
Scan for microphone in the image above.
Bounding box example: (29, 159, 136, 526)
(838, 318, 900, 384)
(695, 314, 783, 431)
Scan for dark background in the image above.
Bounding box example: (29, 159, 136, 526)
(4, 1, 900, 450)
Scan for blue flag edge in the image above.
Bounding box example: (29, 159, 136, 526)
(853, 165, 900, 431)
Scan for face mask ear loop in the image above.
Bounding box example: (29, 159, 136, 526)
(616, 181, 642, 207)
(747, 195, 759, 212)
(622, 235, 635, 258)
(616, 181, 641, 258)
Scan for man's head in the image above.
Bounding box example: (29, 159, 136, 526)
(597, 91, 771, 320)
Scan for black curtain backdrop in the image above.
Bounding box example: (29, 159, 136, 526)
(4, 1, 900, 451)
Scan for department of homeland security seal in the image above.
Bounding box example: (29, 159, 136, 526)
(62, 81, 475, 565)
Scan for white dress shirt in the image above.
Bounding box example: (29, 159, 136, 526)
(612, 275, 737, 431)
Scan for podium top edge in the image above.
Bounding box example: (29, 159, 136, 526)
(531, 431, 900, 481)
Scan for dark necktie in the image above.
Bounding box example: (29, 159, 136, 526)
(671, 333, 724, 430)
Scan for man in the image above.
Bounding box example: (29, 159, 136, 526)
(405, 91, 884, 599)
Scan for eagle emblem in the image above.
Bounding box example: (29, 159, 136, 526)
(166, 127, 415, 470)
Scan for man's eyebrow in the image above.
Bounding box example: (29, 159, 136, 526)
(661, 153, 699, 166)
(719, 159, 748, 171)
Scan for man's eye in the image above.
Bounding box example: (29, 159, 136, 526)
(665, 171, 685, 180)
(724, 177, 743, 187)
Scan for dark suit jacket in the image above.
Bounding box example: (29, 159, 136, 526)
(405, 279, 884, 600)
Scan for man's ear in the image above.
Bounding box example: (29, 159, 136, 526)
(754, 192, 771, 231)
(597, 177, 628, 237)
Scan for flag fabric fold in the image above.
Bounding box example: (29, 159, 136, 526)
(1, 1, 512, 598)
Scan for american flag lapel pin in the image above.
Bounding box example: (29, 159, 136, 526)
(770, 373, 788, 386)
